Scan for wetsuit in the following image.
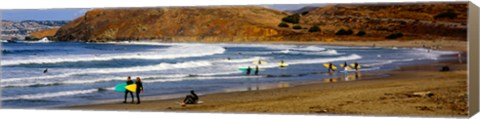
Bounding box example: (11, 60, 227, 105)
(328, 63, 335, 72)
(183, 91, 199, 104)
(343, 62, 348, 68)
(124, 80, 134, 103)
(246, 67, 251, 75)
(135, 81, 143, 104)
(254, 66, 259, 75)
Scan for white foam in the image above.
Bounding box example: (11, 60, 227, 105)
(252, 54, 362, 69)
(1, 89, 99, 100)
(1, 61, 212, 83)
(220, 57, 268, 63)
(1, 44, 225, 66)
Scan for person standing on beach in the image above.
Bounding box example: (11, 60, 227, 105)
(254, 65, 259, 75)
(328, 62, 335, 73)
(246, 66, 252, 75)
(123, 76, 134, 103)
(135, 77, 144, 104)
(354, 62, 359, 71)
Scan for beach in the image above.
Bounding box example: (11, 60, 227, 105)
(62, 40, 468, 117)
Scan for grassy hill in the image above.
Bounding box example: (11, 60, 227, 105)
(54, 2, 468, 42)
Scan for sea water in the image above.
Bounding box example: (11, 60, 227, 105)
(0, 41, 458, 108)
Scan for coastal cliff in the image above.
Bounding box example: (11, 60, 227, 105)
(54, 3, 468, 42)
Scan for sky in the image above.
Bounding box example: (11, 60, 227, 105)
(1, 8, 90, 21)
(0, 4, 325, 21)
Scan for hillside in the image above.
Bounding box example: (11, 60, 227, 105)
(279, 2, 467, 41)
(54, 6, 292, 42)
(54, 2, 468, 42)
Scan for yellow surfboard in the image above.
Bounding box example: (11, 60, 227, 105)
(278, 63, 289, 67)
(125, 84, 137, 92)
(350, 64, 361, 69)
(323, 63, 337, 70)
(339, 64, 352, 70)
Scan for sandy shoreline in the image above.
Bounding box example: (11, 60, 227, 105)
(61, 40, 468, 117)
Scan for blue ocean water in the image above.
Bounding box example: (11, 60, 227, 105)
(0, 41, 458, 108)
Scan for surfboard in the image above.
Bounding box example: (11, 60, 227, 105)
(350, 64, 361, 69)
(323, 63, 337, 70)
(252, 61, 268, 65)
(125, 84, 137, 92)
(115, 83, 127, 92)
(278, 63, 289, 67)
(339, 64, 352, 70)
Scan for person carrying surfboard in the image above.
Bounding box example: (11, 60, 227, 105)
(246, 66, 252, 75)
(354, 62, 359, 71)
(135, 77, 144, 104)
(254, 65, 259, 75)
(328, 62, 335, 73)
(123, 76, 135, 103)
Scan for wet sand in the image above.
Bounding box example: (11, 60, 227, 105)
(63, 58, 467, 117)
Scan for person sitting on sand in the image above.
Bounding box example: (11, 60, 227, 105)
(123, 76, 134, 103)
(246, 66, 252, 75)
(135, 77, 144, 104)
(254, 65, 259, 75)
(183, 90, 199, 105)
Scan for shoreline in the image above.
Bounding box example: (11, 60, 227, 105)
(60, 40, 468, 117)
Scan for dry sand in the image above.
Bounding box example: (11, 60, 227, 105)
(62, 40, 468, 117)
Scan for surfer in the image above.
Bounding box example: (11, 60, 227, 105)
(257, 60, 262, 65)
(254, 65, 259, 75)
(123, 76, 134, 103)
(353, 62, 359, 71)
(182, 90, 199, 105)
(246, 66, 252, 75)
(343, 62, 348, 68)
(43, 68, 48, 73)
(328, 62, 335, 73)
(280, 60, 286, 68)
(135, 77, 144, 104)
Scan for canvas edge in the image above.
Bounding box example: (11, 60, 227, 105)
(468, 1, 480, 117)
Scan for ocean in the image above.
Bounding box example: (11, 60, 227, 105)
(0, 41, 458, 108)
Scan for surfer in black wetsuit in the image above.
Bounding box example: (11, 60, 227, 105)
(343, 62, 348, 68)
(328, 62, 335, 73)
(246, 66, 252, 75)
(183, 90, 199, 104)
(135, 77, 144, 104)
(43, 68, 48, 73)
(254, 65, 259, 75)
(354, 62, 359, 71)
(123, 76, 134, 103)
